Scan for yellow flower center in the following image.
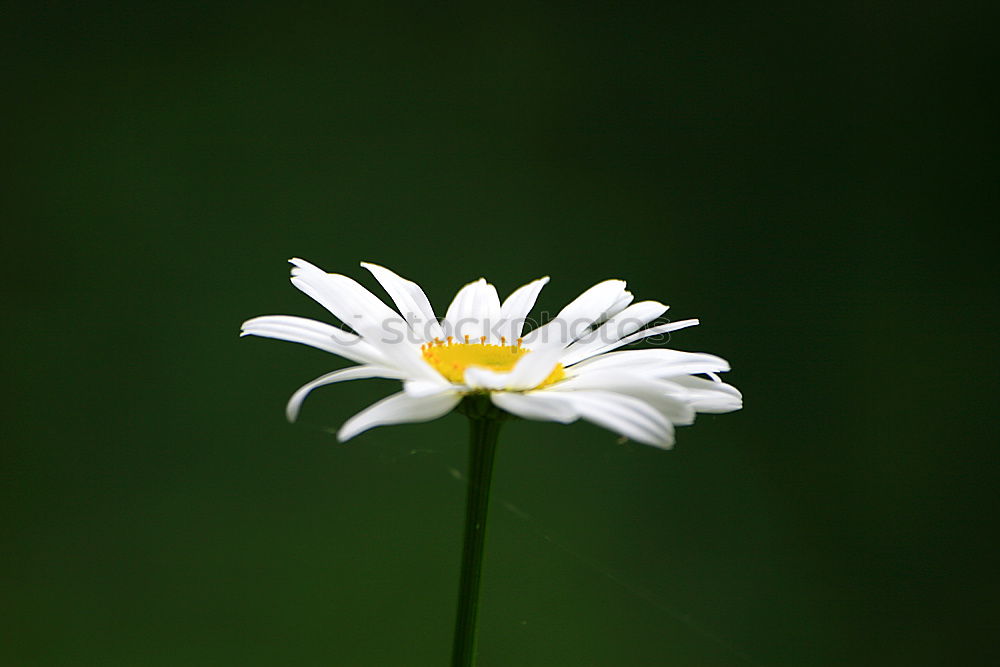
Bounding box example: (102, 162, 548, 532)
(420, 335, 565, 389)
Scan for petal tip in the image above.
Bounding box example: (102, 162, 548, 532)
(336, 424, 359, 442)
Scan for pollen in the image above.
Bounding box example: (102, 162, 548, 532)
(420, 337, 565, 388)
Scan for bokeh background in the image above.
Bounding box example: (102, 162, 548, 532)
(3, 2, 997, 665)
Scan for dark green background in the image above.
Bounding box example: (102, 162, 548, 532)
(3, 2, 996, 665)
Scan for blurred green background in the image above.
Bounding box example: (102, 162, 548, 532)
(3, 2, 996, 665)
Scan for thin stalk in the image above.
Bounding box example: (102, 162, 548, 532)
(451, 413, 503, 667)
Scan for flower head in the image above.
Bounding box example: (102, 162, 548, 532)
(240, 259, 741, 447)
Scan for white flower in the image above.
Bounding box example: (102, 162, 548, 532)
(240, 259, 741, 448)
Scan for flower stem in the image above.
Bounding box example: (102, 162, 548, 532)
(451, 406, 503, 667)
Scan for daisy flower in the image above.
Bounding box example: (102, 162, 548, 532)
(240, 259, 741, 448)
(241, 258, 742, 666)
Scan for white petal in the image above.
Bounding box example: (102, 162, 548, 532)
(240, 315, 386, 366)
(403, 378, 453, 398)
(443, 280, 479, 335)
(604, 291, 636, 320)
(337, 390, 461, 442)
(286, 365, 405, 422)
(481, 282, 502, 343)
(443, 278, 500, 343)
(522, 279, 629, 352)
(673, 373, 742, 397)
(505, 346, 566, 389)
(497, 277, 549, 341)
(564, 318, 701, 363)
(463, 366, 509, 391)
(289, 258, 401, 330)
(459, 345, 563, 391)
(289, 259, 438, 381)
(490, 391, 580, 423)
(560, 300, 669, 366)
(548, 368, 695, 425)
(361, 262, 444, 342)
(569, 348, 731, 377)
(555, 390, 676, 448)
(670, 375, 743, 413)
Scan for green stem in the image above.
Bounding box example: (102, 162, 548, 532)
(451, 411, 503, 667)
